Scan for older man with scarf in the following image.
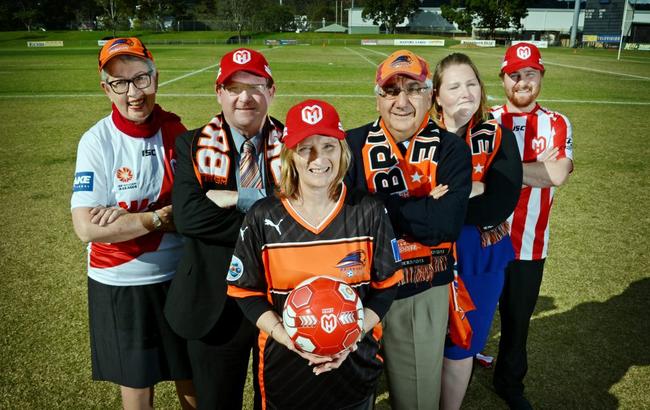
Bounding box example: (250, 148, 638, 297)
(345, 50, 471, 410)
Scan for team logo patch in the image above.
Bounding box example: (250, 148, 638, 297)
(301, 105, 323, 125)
(227, 255, 244, 282)
(516, 46, 531, 60)
(532, 136, 547, 154)
(73, 171, 94, 192)
(391, 55, 411, 68)
(108, 38, 134, 53)
(233, 50, 251, 65)
(336, 250, 366, 277)
(116, 167, 133, 183)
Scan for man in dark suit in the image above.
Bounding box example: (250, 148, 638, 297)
(164, 48, 283, 410)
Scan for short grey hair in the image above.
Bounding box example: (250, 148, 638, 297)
(100, 55, 157, 81)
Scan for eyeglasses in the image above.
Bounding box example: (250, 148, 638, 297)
(106, 72, 153, 94)
(220, 83, 268, 96)
(376, 84, 431, 99)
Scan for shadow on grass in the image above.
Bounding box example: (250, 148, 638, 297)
(520, 277, 650, 408)
(374, 278, 650, 409)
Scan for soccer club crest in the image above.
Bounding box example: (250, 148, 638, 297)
(233, 50, 251, 65)
(227, 255, 244, 281)
(301, 105, 323, 125)
(336, 250, 367, 278)
(517, 46, 531, 60)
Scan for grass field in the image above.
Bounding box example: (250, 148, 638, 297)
(0, 33, 649, 409)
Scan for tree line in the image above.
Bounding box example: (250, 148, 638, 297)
(3, 0, 527, 40)
(3, 0, 364, 32)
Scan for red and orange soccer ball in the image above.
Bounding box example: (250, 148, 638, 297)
(282, 276, 364, 356)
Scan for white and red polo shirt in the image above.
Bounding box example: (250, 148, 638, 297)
(491, 104, 574, 260)
(71, 114, 183, 286)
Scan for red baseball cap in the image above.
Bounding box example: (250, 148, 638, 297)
(282, 100, 345, 149)
(98, 37, 153, 71)
(216, 48, 273, 85)
(376, 49, 432, 86)
(501, 42, 545, 74)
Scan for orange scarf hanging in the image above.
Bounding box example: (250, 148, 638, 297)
(361, 117, 452, 284)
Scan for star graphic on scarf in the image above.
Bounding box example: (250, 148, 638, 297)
(473, 163, 484, 174)
(411, 172, 423, 183)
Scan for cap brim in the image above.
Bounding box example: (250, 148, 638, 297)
(502, 61, 544, 74)
(99, 51, 149, 71)
(377, 71, 426, 86)
(217, 68, 272, 85)
(284, 127, 345, 149)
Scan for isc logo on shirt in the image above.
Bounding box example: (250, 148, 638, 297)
(73, 171, 94, 192)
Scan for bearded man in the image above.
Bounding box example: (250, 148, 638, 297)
(490, 42, 574, 410)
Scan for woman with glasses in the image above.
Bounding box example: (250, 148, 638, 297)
(70, 38, 195, 409)
(430, 53, 522, 410)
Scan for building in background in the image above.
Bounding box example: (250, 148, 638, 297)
(347, 0, 650, 45)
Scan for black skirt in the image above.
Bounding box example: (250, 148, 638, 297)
(88, 277, 192, 388)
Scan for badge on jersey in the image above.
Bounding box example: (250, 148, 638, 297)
(227, 255, 244, 282)
(390, 238, 402, 263)
(73, 171, 94, 192)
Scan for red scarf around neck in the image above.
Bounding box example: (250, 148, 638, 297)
(111, 103, 181, 138)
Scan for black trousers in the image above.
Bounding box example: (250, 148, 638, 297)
(187, 297, 260, 410)
(493, 258, 545, 399)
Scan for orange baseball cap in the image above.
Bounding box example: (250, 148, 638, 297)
(376, 50, 432, 86)
(98, 37, 153, 71)
(501, 42, 545, 74)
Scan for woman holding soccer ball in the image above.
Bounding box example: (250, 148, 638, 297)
(227, 99, 403, 409)
(430, 53, 522, 410)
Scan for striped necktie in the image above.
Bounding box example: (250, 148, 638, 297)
(240, 140, 262, 188)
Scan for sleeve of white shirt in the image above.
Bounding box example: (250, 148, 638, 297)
(70, 130, 109, 209)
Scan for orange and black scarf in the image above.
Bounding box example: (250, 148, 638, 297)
(465, 119, 510, 247)
(362, 117, 452, 284)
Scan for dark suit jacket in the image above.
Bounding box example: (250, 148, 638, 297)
(164, 114, 283, 340)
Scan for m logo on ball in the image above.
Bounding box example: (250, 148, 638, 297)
(321, 314, 337, 334)
(233, 50, 251, 64)
(301, 105, 323, 125)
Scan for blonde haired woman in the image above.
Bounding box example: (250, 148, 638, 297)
(227, 99, 403, 409)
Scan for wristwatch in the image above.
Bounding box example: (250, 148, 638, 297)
(151, 210, 162, 230)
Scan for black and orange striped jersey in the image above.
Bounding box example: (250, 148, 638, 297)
(227, 185, 403, 409)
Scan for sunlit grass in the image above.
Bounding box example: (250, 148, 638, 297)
(0, 39, 648, 409)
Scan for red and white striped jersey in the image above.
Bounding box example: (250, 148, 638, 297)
(71, 114, 183, 286)
(491, 104, 573, 260)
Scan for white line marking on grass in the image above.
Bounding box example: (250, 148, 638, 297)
(275, 80, 371, 83)
(158, 63, 220, 87)
(159, 93, 375, 98)
(360, 47, 389, 57)
(542, 61, 650, 80)
(344, 47, 378, 67)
